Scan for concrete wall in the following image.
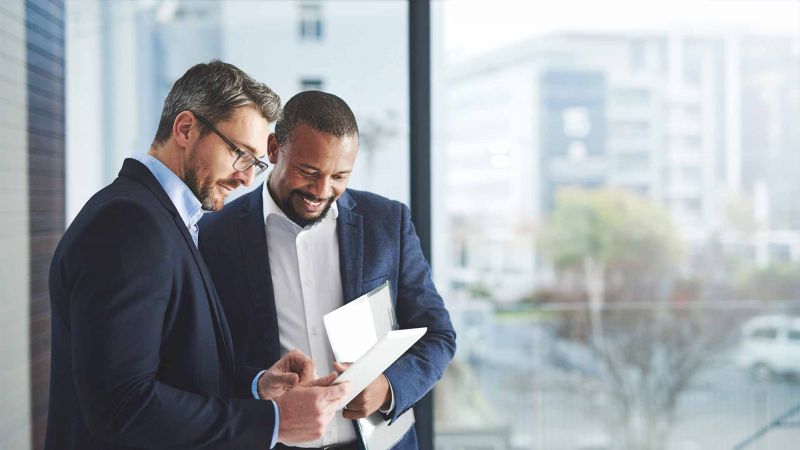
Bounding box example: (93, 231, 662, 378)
(0, 0, 32, 448)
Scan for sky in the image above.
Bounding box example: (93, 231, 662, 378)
(441, 0, 800, 60)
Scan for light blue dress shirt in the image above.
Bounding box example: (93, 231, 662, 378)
(138, 155, 279, 448)
(138, 155, 206, 246)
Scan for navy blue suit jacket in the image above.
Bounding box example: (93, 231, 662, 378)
(199, 187, 456, 450)
(46, 159, 275, 449)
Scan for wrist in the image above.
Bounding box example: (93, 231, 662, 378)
(257, 371, 267, 399)
(252, 369, 267, 400)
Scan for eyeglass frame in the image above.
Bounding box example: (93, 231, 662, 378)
(190, 111, 269, 176)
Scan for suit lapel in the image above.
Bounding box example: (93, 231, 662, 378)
(119, 159, 235, 378)
(337, 191, 364, 304)
(172, 214, 237, 375)
(237, 188, 282, 363)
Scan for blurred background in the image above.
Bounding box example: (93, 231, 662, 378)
(1, 1, 799, 449)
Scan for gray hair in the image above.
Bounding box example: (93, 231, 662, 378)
(152, 60, 281, 145)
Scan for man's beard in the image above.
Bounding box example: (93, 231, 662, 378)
(184, 167, 238, 212)
(282, 189, 335, 228)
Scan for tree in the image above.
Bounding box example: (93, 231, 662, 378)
(539, 188, 681, 347)
(538, 188, 734, 450)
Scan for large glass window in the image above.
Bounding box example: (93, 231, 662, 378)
(432, 1, 800, 449)
(66, 0, 408, 223)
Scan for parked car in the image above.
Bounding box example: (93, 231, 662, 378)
(737, 315, 800, 381)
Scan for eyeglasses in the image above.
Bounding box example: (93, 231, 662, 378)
(191, 111, 269, 176)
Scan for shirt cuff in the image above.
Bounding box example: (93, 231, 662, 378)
(252, 370, 280, 448)
(378, 376, 396, 415)
(252, 370, 266, 399)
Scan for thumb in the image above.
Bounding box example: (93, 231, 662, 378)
(286, 350, 316, 382)
(306, 371, 339, 387)
(333, 361, 351, 374)
(267, 371, 299, 389)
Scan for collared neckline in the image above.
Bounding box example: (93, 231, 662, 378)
(261, 174, 338, 231)
(137, 154, 207, 231)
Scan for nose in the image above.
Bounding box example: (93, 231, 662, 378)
(233, 166, 255, 187)
(309, 177, 332, 200)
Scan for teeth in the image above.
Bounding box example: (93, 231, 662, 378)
(303, 198, 321, 207)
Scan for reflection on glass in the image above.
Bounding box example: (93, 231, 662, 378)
(433, 1, 800, 449)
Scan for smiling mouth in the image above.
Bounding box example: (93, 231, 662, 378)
(302, 197, 323, 208)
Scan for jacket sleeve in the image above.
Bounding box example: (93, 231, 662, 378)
(382, 203, 457, 422)
(66, 200, 274, 449)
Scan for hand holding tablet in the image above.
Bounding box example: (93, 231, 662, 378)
(331, 328, 427, 409)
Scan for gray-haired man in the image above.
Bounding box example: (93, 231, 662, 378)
(46, 60, 349, 449)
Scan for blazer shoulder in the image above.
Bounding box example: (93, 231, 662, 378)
(73, 194, 169, 243)
(55, 194, 172, 275)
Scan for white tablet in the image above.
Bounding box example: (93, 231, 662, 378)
(332, 327, 427, 409)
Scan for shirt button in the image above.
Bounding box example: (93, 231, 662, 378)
(312, 327, 320, 336)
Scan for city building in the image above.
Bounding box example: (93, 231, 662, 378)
(436, 31, 800, 300)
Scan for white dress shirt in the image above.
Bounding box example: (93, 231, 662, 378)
(262, 180, 356, 447)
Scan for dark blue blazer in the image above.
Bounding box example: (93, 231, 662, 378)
(46, 159, 276, 449)
(199, 187, 456, 450)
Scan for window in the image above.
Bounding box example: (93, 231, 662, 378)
(299, 77, 324, 91)
(751, 327, 778, 340)
(615, 153, 649, 171)
(432, 2, 800, 449)
(613, 88, 650, 106)
(612, 120, 650, 138)
(298, 2, 323, 41)
(67, 0, 409, 217)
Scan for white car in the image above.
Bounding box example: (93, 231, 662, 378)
(737, 315, 800, 381)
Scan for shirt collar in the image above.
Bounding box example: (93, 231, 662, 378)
(261, 174, 338, 230)
(137, 154, 207, 229)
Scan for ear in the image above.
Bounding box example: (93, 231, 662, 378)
(267, 133, 281, 164)
(172, 111, 196, 150)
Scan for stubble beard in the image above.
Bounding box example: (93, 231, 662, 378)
(184, 165, 225, 212)
(283, 189, 335, 228)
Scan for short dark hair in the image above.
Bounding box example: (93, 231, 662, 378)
(274, 90, 359, 145)
(152, 60, 281, 145)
